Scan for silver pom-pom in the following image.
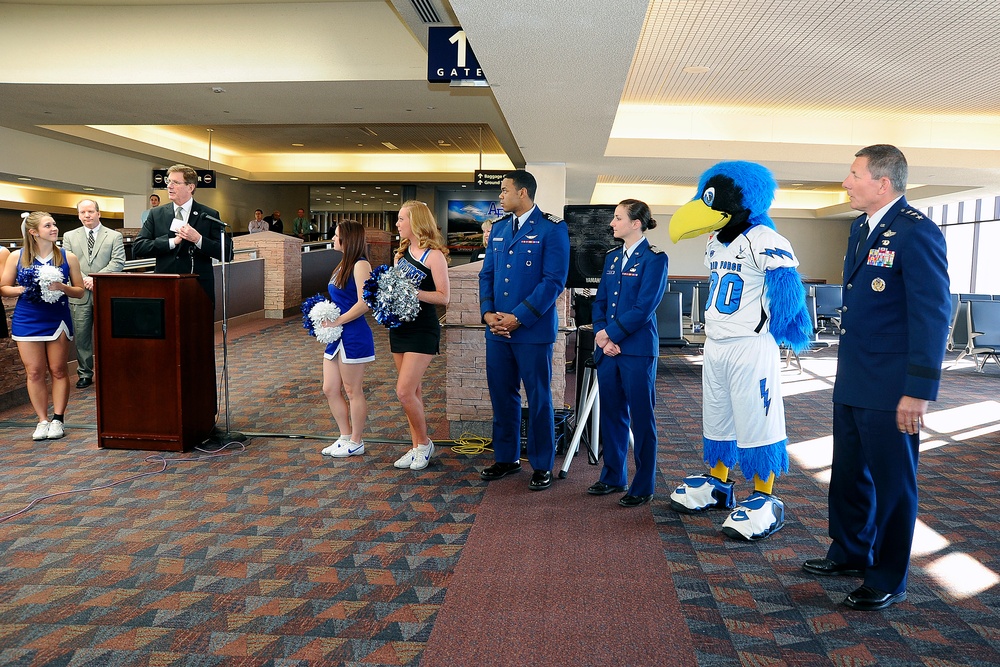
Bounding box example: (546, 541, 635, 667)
(309, 300, 343, 344)
(37, 265, 64, 304)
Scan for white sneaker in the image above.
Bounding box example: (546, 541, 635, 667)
(394, 448, 417, 469)
(721, 492, 786, 541)
(32, 421, 50, 441)
(409, 440, 434, 470)
(321, 435, 349, 456)
(330, 439, 364, 458)
(46, 420, 65, 440)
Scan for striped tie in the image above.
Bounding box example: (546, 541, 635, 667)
(87, 230, 94, 257)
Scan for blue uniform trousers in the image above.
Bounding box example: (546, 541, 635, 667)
(595, 352, 658, 496)
(486, 339, 556, 471)
(828, 403, 920, 594)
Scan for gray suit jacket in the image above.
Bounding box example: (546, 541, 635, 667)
(62, 225, 127, 306)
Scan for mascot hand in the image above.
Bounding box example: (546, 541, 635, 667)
(766, 267, 813, 354)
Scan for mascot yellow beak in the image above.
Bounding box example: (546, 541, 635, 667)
(669, 199, 731, 243)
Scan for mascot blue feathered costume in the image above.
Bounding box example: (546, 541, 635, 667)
(668, 161, 812, 541)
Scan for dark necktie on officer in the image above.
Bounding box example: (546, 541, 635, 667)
(855, 218, 870, 263)
(512, 216, 520, 233)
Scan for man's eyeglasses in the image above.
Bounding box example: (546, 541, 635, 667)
(165, 179, 190, 187)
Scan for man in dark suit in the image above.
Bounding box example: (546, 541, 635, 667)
(478, 170, 570, 491)
(133, 164, 233, 305)
(802, 145, 950, 610)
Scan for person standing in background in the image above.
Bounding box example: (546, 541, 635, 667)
(478, 170, 570, 491)
(390, 201, 450, 471)
(292, 208, 314, 240)
(140, 194, 160, 224)
(61, 199, 126, 389)
(802, 144, 950, 611)
(248, 209, 268, 234)
(265, 210, 283, 234)
(588, 199, 668, 507)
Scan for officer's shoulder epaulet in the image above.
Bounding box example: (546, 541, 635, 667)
(605, 246, 617, 255)
(648, 244, 666, 254)
(543, 212, 564, 224)
(899, 207, 926, 222)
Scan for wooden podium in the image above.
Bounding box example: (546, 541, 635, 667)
(92, 273, 215, 451)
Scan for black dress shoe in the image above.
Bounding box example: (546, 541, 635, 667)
(528, 469, 552, 490)
(480, 461, 522, 480)
(802, 557, 864, 577)
(619, 494, 653, 507)
(587, 481, 628, 496)
(76, 377, 93, 389)
(844, 585, 906, 611)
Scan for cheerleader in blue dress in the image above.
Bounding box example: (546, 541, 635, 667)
(0, 212, 85, 441)
(390, 201, 450, 471)
(319, 220, 375, 458)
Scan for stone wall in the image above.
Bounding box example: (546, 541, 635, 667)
(233, 231, 301, 318)
(444, 261, 569, 437)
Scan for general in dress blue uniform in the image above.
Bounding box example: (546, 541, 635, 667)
(803, 145, 950, 611)
(589, 199, 668, 507)
(479, 171, 570, 490)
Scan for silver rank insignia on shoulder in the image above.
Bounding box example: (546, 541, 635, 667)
(872, 277, 886, 292)
(882, 230, 897, 237)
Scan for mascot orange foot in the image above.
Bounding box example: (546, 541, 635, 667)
(667, 161, 812, 541)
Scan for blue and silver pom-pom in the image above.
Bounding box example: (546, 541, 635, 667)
(363, 264, 420, 328)
(301, 293, 343, 344)
(37, 264, 65, 304)
(16, 266, 43, 303)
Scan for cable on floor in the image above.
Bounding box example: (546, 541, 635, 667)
(0, 441, 247, 524)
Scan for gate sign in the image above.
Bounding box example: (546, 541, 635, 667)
(427, 26, 487, 85)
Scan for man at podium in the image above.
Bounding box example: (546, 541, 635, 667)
(133, 164, 233, 304)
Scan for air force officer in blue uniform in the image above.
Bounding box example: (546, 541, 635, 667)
(803, 145, 950, 611)
(479, 170, 570, 491)
(588, 199, 668, 507)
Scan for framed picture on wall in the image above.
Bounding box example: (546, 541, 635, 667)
(446, 200, 505, 251)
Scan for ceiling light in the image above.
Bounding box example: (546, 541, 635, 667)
(83, 187, 94, 191)
(360, 127, 378, 137)
(682, 66, 711, 74)
(292, 143, 304, 147)
(211, 87, 226, 93)
(231, 177, 239, 181)
(17, 177, 30, 181)
(381, 142, 399, 150)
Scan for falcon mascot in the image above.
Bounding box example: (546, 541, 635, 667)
(668, 161, 812, 540)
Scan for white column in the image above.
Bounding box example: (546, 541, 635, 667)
(525, 163, 566, 219)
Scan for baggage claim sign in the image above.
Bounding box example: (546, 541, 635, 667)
(427, 27, 487, 86)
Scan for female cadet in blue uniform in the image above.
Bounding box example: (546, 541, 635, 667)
(587, 199, 668, 507)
